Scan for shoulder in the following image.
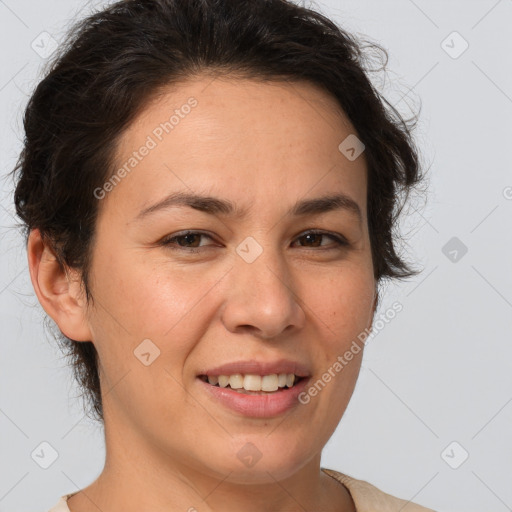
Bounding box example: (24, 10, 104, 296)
(321, 467, 437, 512)
(47, 492, 75, 512)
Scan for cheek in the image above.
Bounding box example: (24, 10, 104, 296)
(93, 248, 214, 339)
(300, 267, 375, 338)
(88, 256, 209, 415)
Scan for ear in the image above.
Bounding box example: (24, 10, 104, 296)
(367, 286, 378, 328)
(27, 228, 93, 342)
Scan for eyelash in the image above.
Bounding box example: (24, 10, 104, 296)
(159, 230, 349, 253)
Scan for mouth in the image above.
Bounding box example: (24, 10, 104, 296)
(197, 374, 307, 395)
(196, 369, 311, 417)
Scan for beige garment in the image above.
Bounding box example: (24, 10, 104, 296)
(322, 468, 437, 511)
(47, 467, 437, 511)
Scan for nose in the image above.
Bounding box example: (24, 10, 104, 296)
(221, 243, 306, 340)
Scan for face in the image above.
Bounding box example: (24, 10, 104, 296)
(81, 75, 376, 483)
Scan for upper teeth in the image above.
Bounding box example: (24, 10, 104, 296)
(207, 373, 298, 392)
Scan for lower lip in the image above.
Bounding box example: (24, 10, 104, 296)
(197, 377, 310, 418)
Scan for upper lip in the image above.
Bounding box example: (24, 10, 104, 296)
(198, 359, 310, 378)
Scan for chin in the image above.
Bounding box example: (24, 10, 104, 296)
(202, 440, 312, 484)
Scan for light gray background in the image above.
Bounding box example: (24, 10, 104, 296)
(1, 1, 511, 511)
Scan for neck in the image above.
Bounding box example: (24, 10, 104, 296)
(67, 424, 355, 512)
(67, 397, 355, 512)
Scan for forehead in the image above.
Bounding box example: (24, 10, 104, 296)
(105, 75, 368, 221)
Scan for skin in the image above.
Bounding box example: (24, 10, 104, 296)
(28, 74, 377, 512)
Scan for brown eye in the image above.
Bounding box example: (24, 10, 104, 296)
(159, 229, 349, 254)
(160, 231, 215, 252)
(172, 233, 203, 247)
(293, 231, 348, 249)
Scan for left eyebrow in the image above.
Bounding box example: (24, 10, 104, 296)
(134, 191, 362, 225)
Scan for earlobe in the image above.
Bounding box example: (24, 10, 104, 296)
(27, 228, 92, 342)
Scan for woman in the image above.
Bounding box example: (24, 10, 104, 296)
(12, 0, 435, 510)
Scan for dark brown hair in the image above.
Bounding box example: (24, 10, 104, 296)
(11, 0, 427, 423)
